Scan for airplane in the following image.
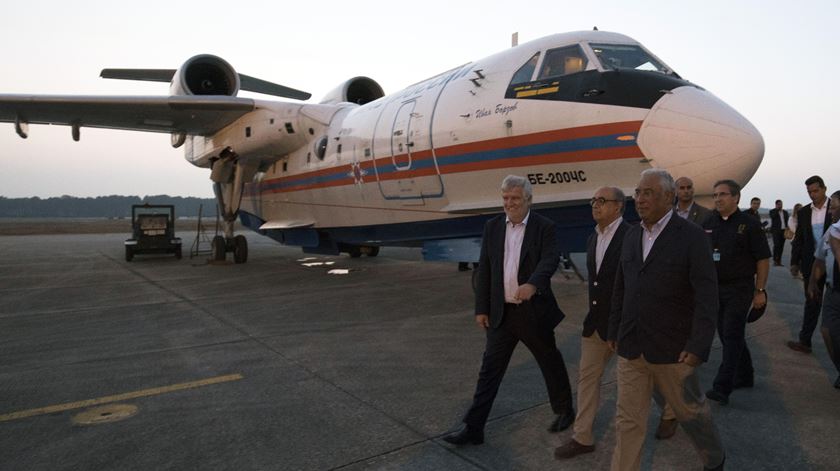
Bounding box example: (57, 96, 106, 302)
(0, 29, 763, 264)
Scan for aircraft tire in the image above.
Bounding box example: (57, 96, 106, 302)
(348, 246, 362, 258)
(125, 246, 133, 262)
(366, 246, 380, 257)
(233, 235, 248, 264)
(212, 236, 226, 261)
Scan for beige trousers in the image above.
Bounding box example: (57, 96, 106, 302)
(610, 356, 724, 471)
(572, 334, 676, 446)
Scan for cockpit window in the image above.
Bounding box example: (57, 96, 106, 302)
(511, 52, 540, 85)
(536, 45, 588, 79)
(590, 43, 670, 74)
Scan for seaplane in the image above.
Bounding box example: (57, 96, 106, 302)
(0, 29, 763, 264)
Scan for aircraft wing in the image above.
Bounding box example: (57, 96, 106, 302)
(0, 95, 256, 136)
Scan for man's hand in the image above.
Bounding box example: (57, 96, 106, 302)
(678, 351, 701, 367)
(515, 283, 537, 302)
(752, 291, 767, 309)
(475, 314, 490, 329)
(807, 279, 820, 300)
(607, 340, 617, 352)
(790, 265, 800, 278)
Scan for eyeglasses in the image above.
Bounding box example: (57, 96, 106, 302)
(712, 192, 732, 199)
(590, 197, 620, 207)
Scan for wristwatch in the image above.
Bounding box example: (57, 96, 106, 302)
(755, 288, 766, 293)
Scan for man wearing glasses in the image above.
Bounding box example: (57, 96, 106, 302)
(703, 180, 771, 405)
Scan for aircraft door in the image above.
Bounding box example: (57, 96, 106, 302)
(375, 98, 444, 201)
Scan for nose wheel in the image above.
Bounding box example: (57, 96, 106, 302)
(211, 235, 248, 264)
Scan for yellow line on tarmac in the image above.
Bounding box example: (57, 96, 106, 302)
(0, 373, 243, 423)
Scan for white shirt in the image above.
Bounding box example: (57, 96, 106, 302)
(595, 217, 624, 274)
(814, 221, 840, 286)
(777, 210, 787, 229)
(811, 200, 829, 244)
(504, 212, 530, 303)
(642, 210, 673, 261)
(675, 203, 692, 220)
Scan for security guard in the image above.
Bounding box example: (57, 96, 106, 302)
(703, 179, 771, 405)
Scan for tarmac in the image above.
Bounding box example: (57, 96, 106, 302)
(0, 232, 837, 470)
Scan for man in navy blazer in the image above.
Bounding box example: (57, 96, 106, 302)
(607, 169, 724, 471)
(444, 175, 573, 446)
(788, 175, 832, 354)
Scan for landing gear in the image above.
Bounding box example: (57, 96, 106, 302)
(233, 235, 248, 264)
(210, 234, 248, 264)
(341, 244, 379, 258)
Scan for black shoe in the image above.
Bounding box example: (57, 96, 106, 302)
(706, 389, 729, 405)
(548, 408, 575, 433)
(705, 454, 725, 471)
(443, 425, 484, 446)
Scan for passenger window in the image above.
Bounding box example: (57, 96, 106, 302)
(537, 45, 588, 79)
(510, 52, 540, 85)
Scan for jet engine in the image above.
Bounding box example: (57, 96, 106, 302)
(169, 54, 240, 96)
(320, 77, 384, 105)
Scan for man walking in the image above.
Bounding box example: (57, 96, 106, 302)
(607, 169, 724, 471)
(704, 180, 771, 405)
(444, 175, 574, 446)
(675, 176, 712, 226)
(769, 200, 790, 266)
(788, 176, 832, 354)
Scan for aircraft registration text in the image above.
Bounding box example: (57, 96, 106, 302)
(527, 171, 587, 185)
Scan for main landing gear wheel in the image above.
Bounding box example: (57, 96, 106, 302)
(233, 235, 248, 264)
(125, 246, 134, 262)
(211, 236, 227, 262)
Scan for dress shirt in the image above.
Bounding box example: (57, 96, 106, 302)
(642, 210, 673, 261)
(812, 200, 829, 246)
(675, 203, 692, 220)
(595, 217, 624, 274)
(504, 211, 530, 303)
(777, 210, 787, 229)
(814, 221, 840, 286)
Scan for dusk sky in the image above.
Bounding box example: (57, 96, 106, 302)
(1, 0, 836, 209)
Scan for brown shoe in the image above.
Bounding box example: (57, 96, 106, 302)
(655, 418, 678, 439)
(554, 439, 595, 459)
(786, 340, 812, 354)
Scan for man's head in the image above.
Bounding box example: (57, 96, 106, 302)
(675, 177, 695, 204)
(635, 169, 675, 225)
(805, 175, 827, 205)
(750, 197, 761, 212)
(501, 175, 532, 224)
(775, 200, 783, 209)
(591, 186, 625, 228)
(830, 190, 840, 223)
(713, 180, 741, 217)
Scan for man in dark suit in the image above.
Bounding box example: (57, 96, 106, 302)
(444, 175, 573, 446)
(607, 169, 724, 471)
(675, 176, 712, 226)
(769, 199, 790, 266)
(788, 175, 832, 353)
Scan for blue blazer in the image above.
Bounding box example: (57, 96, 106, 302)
(475, 211, 564, 330)
(584, 220, 630, 340)
(607, 214, 719, 363)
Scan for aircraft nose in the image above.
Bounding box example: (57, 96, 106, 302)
(636, 86, 764, 194)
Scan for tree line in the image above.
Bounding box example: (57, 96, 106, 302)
(0, 195, 217, 218)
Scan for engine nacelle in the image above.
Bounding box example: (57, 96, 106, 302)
(320, 77, 384, 105)
(169, 54, 240, 96)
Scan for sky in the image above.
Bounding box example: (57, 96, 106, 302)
(1, 0, 837, 209)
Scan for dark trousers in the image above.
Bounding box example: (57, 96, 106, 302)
(713, 282, 755, 394)
(821, 288, 840, 375)
(463, 303, 572, 429)
(800, 273, 826, 347)
(772, 230, 786, 263)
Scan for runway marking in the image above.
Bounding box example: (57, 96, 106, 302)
(0, 373, 243, 423)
